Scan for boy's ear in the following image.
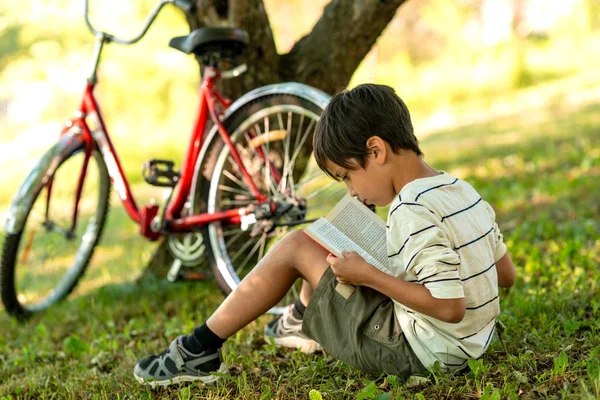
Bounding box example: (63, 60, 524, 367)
(366, 136, 387, 164)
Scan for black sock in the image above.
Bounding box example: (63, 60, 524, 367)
(182, 323, 226, 354)
(292, 297, 307, 319)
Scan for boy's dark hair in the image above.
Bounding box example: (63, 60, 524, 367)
(314, 83, 422, 180)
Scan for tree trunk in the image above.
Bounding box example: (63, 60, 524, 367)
(191, 0, 407, 97)
(281, 0, 408, 94)
(141, 0, 408, 279)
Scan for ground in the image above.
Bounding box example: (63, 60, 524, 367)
(0, 101, 599, 399)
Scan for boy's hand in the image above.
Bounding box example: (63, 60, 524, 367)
(326, 251, 377, 286)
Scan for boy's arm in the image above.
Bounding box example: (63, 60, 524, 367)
(366, 267, 466, 323)
(383, 204, 465, 322)
(484, 200, 512, 287)
(327, 251, 465, 323)
(495, 252, 516, 288)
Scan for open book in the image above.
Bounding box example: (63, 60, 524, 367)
(303, 195, 391, 275)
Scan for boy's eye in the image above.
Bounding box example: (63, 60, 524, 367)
(342, 174, 349, 181)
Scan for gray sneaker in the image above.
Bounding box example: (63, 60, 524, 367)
(264, 304, 321, 353)
(133, 335, 227, 388)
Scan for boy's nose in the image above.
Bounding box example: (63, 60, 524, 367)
(345, 182, 357, 197)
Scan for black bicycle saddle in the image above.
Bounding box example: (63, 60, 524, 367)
(169, 27, 249, 62)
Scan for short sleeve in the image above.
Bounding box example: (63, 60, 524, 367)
(484, 201, 507, 262)
(388, 204, 465, 300)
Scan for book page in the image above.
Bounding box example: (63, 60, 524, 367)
(305, 218, 389, 272)
(326, 195, 389, 272)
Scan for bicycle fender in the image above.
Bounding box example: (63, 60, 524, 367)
(3, 133, 86, 234)
(191, 82, 331, 193)
(224, 82, 331, 115)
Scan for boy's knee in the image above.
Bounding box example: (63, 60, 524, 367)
(285, 230, 325, 252)
(282, 229, 311, 248)
(268, 230, 308, 258)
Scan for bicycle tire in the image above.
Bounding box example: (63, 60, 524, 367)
(0, 142, 110, 319)
(197, 88, 347, 314)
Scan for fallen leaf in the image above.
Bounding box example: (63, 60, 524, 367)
(513, 371, 528, 384)
(405, 375, 431, 388)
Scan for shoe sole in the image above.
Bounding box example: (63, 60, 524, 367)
(134, 362, 228, 388)
(264, 334, 322, 354)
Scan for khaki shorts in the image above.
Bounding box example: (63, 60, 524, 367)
(302, 267, 425, 378)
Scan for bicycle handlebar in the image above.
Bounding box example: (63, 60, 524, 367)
(84, 0, 194, 45)
(172, 0, 194, 13)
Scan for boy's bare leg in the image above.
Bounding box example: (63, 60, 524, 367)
(133, 230, 328, 387)
(206, 230, 330, 339)
(299, 280, 314, 306)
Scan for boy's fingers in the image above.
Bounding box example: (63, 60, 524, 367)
(329, 262, 341, 274)
(326, 253, 337, 265)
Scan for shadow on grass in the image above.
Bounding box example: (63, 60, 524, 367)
(1, 102, 600, 399)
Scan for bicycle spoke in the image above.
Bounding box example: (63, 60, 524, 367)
(280, 111, 293, 194)
(286, 120, 315, 198)
(277, 112, 285, 131)
(222, 229, 241, 237)
(257, 232, 267, 261)
(276, 111, 286, 176)
(225, 229, 246, 248)
(264, 115, 273, 196)
(231, 138, 264, 199)
(287, 118, 315, 183)
(19, 228, 38, 265)
(280, 113, 306, 196)
(304, 180, 339, 201)
(294, 170, 323, 190)
(22, 208, 64, 266)
(225, 155, 253, 194)
(237, 236, 264, 275)
(244, 130, 258, 156)
(217, 184, 252, 198)
(269, 179, 280, 196)
(294, 114, 305, 151)
(221, 199, 254, 207)
(253, 122, 262, 136)
(242, 130, 277, 196)
(248, 122, 279, 196)
(223, 170, 252, 196)
(230, 236, 257, 264)
(237, 141, 253, 158)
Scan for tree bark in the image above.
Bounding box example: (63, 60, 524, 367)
(189, 0, 407, 97)
(281, 0, 408, 94)
(142, 0, 407, 279)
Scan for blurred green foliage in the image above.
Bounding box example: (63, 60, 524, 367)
(1, 0, 599, 205)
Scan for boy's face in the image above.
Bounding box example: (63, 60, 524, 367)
(325, 158, 394, 207)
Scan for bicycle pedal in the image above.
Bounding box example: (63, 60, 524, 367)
(142, 159, 181, 187)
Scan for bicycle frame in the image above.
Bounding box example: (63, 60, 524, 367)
(62, 66, 280, 241)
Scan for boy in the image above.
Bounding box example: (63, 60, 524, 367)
(133, 84, 516, 387)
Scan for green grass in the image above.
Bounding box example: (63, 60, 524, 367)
(1, 101, 600, 399)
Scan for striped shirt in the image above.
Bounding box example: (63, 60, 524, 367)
(386, 171, 506, 371)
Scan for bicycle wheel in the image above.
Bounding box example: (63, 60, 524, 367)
(0, 142, 110, 318)
(199, 90, 347, 314)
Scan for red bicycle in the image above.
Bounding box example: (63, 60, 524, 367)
(0, 0, 346, 319)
